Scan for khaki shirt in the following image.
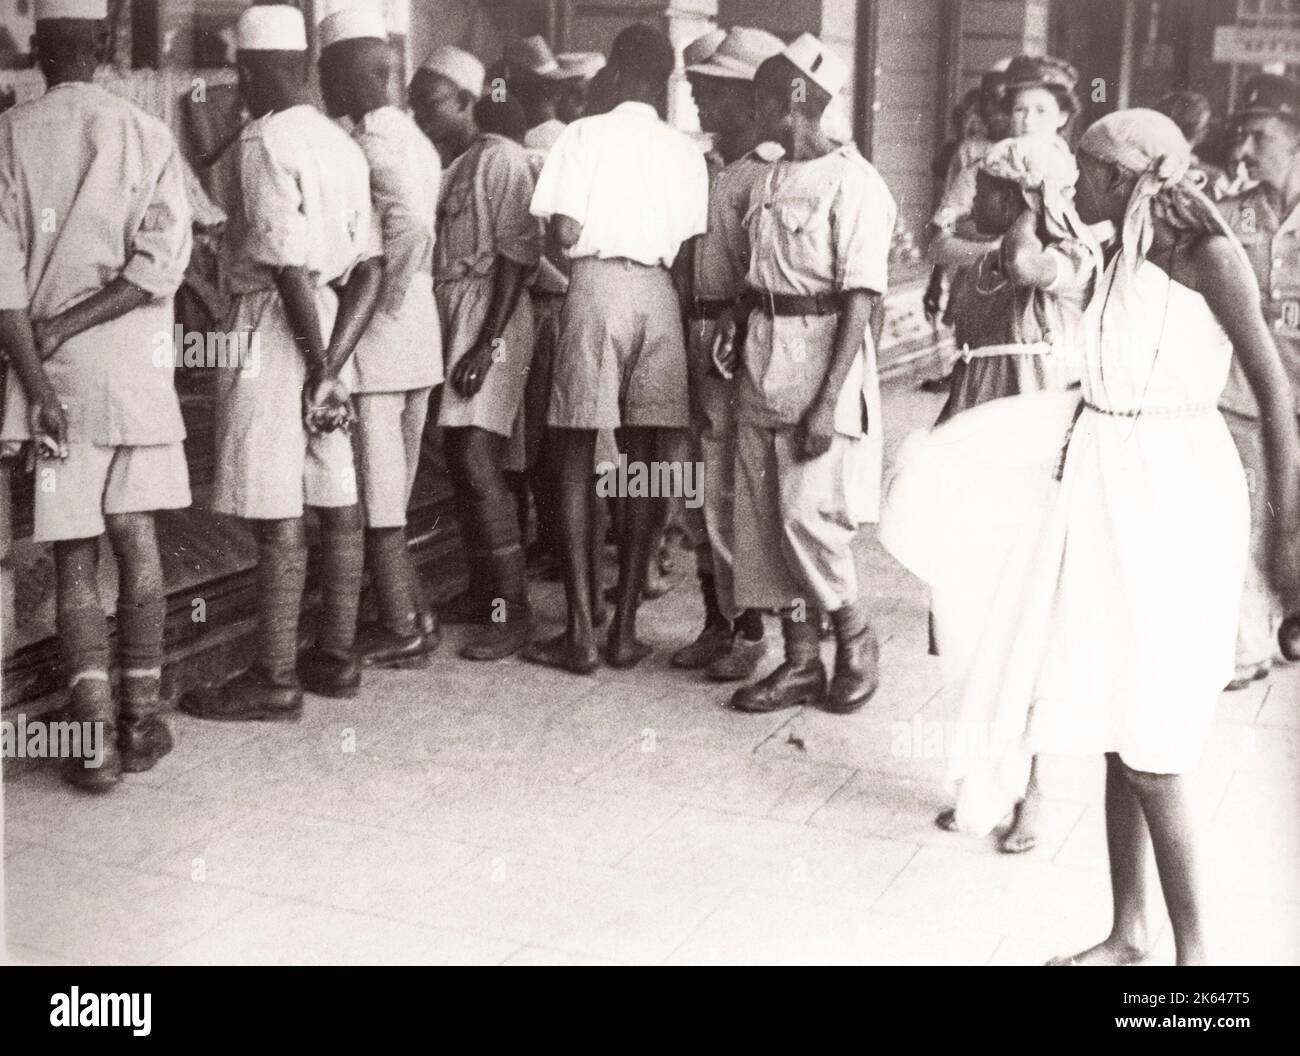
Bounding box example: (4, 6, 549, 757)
(222, 105, 378, 298)
(693, 143, 783, 305)
(0, 82, 192, 446)
(739, 144, 896, 434)
(435, 133, 541, 283)
(349, 106, 442, 393)
(1218, 182, 1300, 418)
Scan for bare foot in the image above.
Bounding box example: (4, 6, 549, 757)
(604, 628, 653, 669)
(522, 631, 599, 675)
(998, 796, 1040, 854)
(1046, 935, 1150, 965)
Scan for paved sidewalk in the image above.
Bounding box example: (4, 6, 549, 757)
(4, 381, 1297, 965)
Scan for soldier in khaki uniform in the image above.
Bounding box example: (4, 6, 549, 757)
(715, 35, 896, 715)
(180, 5, 382, 721)
(411, 46, 541, 660)
(0, 0, 192, 790)
(671, 27, 784, 682)
(318, 8, 444, 669)
(1219, 74, 1300, 689)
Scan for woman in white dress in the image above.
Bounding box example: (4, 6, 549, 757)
(881, 110, 1300, 965)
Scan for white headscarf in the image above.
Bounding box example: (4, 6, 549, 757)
(979, 134, 1086, 245)
(1077, 108, 1249, 282)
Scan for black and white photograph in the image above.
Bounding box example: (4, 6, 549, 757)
(0, 0, 1297, 986)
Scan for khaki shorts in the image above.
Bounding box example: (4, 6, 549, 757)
(548, 258, 690, 431)
(353, 389, 431, 528)
(31, 441, 191, 542)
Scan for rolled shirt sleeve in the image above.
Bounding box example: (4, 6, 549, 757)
(121, 144, 193, 298)
(359, 122, 434, 315)
(486, 145, 542, 268)
(239, 133, 309, 270)
(834, 168, 896, 295)
(530, 123, 589, 224)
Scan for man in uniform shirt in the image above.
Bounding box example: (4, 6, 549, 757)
(1219, 73, 1300, 689)
(0, 0, 192, 790)
(671, 26, 784, 682)
(411, 45, 541, 660)
(715, 35, 895, 715)
(527, 23, 708, 674)
(318, 6, 443, 668)
(181, 4, 382, 720)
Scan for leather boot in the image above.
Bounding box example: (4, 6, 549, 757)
(823, 599, 880, 714)
(460, 548, 532, 660)
(61, 676, 122, 792)
(672, 570, 733, 669)
(180, 668, 303, 722)
(357, 624, 436, 668)
(299, 647, 362, 698)
(118, 673, 174, 773)
(728, 614, 826, 713)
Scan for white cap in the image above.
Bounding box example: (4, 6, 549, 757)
(236, 5, 308, 52)
(34, 0, 107, 18)
(319, 4, 387, 50)
(687, 26, 784, 81)
(683, 28, 726, 69)
(419, 45, 485, 99)
(782, 32, 849, 97)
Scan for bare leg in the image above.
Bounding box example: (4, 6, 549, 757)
(1049, 753, 1152, 965)
(605, 424, 661, 668)
(1126, 765, 1208, 966)
(522, 427, 599, 673)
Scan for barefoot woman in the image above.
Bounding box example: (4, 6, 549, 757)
(883, 109, 1300, 964)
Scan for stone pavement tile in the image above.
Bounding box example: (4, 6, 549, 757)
(666, 891, 1002, 966)
(1207, 892, 1300, 966)
(157, 736, 456, 828)
(561, 681, 790, 754)
(4, 943, 75, 965)
(870, 842, 1113, 943)
(500, 946, 622, 966)
(418, 851, 728, 963)
(368, 704, 631, 782)
(1204, 779, 1300, 905)
(1215, 679, 1269, 725)
(4, 848, 260, 964)
(407, 656, 609, 719)
(809, 770, 1086, 859)
(382, 767, 682, 866)
(5, 774, 253, 870)
(581, 738, 854, 818)
(755, 706, 948, 781)
(1031, 753, 1106, 805)
(1256, 665, 1299, 728)
(87, 712, 270, 789)
(4, 836, 31, 860)
(144, 809, 482, 921)
(618, 806, 917, 906)
(985, 934, 1178, 966)
(154, 895, 517, 965)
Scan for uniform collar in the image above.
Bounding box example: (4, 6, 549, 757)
(612, 101, 659, 120)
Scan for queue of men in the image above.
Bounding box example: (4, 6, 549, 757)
(10, 0, 1296, 799)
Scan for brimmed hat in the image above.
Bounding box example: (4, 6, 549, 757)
(781, 33, 849, 98)
(556, 51, 605, 82)
(683, 28, 726, 69)
(1003, 54, 1078, 93)
(1232, 73, 1300, 126)
(505, 35, 578, 81)
(686, 26, 784, 81)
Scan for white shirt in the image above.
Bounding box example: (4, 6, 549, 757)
(530, 101, 707, 268)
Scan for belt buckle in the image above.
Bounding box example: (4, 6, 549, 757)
(766, 289, 777, 317)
